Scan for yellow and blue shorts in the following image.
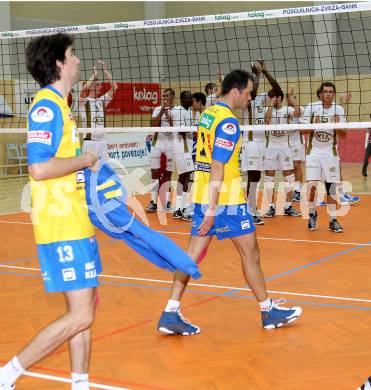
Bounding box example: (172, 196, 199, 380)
(191, 203, 255, 240)
(37, 236, 102, 293)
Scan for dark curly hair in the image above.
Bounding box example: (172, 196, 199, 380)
(222, 69, 253, 95)
(25, 33, 74, 87)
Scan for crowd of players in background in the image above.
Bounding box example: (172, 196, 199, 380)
(77, 60, 361, 233)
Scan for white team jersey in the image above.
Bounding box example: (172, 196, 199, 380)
(205, 93, 219, 108)
(80, 92, 112, 141)
(172, 105, 193, 153)
(242, 92, 268, 142)
(78, 99, 87, 128)
(302, 101, 346, 156)
(151, 105, 178, 149)
(192, 110, 201, 127)
(288, 106, 305, 144)
(266, 105, 294, 147)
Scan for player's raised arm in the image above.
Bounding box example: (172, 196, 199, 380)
(250, 61, 261, 100)
(257, 59, 283, 99)
(79, 67, 98, 99)
(97, 60, 118, 98)
(286, 85, 301, 118)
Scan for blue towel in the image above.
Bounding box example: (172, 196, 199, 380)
(84, 162, 201, 279)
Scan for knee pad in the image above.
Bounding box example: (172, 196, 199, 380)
(264, 175, 275, 190)
(284, 173, 295, 191)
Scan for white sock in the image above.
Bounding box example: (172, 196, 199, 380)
(151, 180, 159, 203)
(71, 373, 89, 390)
(181, 191, 188, 210)
(0, 356, 24, 385)
(259, 298, 272, 311)
(165, 299, 180, 312)
(294, 182, 301, 192)
(285, 202, 292, 209)
(337, 184, 345, 195)
(270, 203, 275, 209)
(327, 203, 337, 221)
(165, 191, 170, 205)
(175, 195, 183, 211)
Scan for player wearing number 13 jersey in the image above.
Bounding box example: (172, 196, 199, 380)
(28, 79, 102, 293)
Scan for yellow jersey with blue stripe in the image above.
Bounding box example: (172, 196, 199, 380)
(192, 102, 245, 205)
(27, 85, 95, 245)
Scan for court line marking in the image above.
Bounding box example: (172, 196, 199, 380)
(0, 219, 370, 246)
(157, 229, 371, 246)
(24, 370, 129, 390)
(1, 264, 371, 304)
(0, 220, 32, 225)
(265, 241, 371, 281)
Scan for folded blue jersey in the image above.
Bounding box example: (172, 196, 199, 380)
(84, 162, 201, 279)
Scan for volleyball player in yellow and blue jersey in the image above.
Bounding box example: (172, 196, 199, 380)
(191, 99, 253, 238)
(28, 84, 102, 293)
(157, 70, 302, 336)
(0, 34, 100, 390)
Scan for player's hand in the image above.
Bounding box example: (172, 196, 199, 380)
(257, 59, 266, 72)
(163, 107, 171, 117)
(216, 67, 224, 83)
(340, 91, 352, 105)
(97, 60, 108, 71)
(197, 208, 215, 236)
(288, 85, 295, 96)
(250, 62, 260, 75)
(334, 114, 340, 123)
(314, 115, 321, 124)
(83, 152, 99, 169)
(92, 66, 98, 80)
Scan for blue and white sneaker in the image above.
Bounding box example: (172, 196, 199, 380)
(158, 310, 200, 335)
(340, 193, 360, 205)
(358, 376, 371, 390)
(316, 199, 327, 206)
(262, 299, 302, 329)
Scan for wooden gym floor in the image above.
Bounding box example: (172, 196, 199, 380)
(0, 163, 370, 390)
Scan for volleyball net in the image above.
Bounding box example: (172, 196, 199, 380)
(0, 2, 371, 176)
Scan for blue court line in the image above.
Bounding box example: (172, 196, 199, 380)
(0, 256, 37, 265)
(0, 271, 39, 278)
(265, 241, 371, 282)
(222, 241, 371, 298)
(1, 270, 371, 312)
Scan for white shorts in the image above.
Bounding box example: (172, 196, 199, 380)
(82, 140, 108, 161)
(306, 154, 340, 182)
(174, 152, 194, 174)
(241, 141, 265, 171)
(150, 146, 174, 171)
(264, 146, 294, 171)
(290, 141, 306, 161)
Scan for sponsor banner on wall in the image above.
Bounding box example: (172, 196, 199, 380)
(15, 81, 159, 117)
(103, 82, 160, 115)
(14, 80, 40, 117)
(106, 133, 153, 167)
